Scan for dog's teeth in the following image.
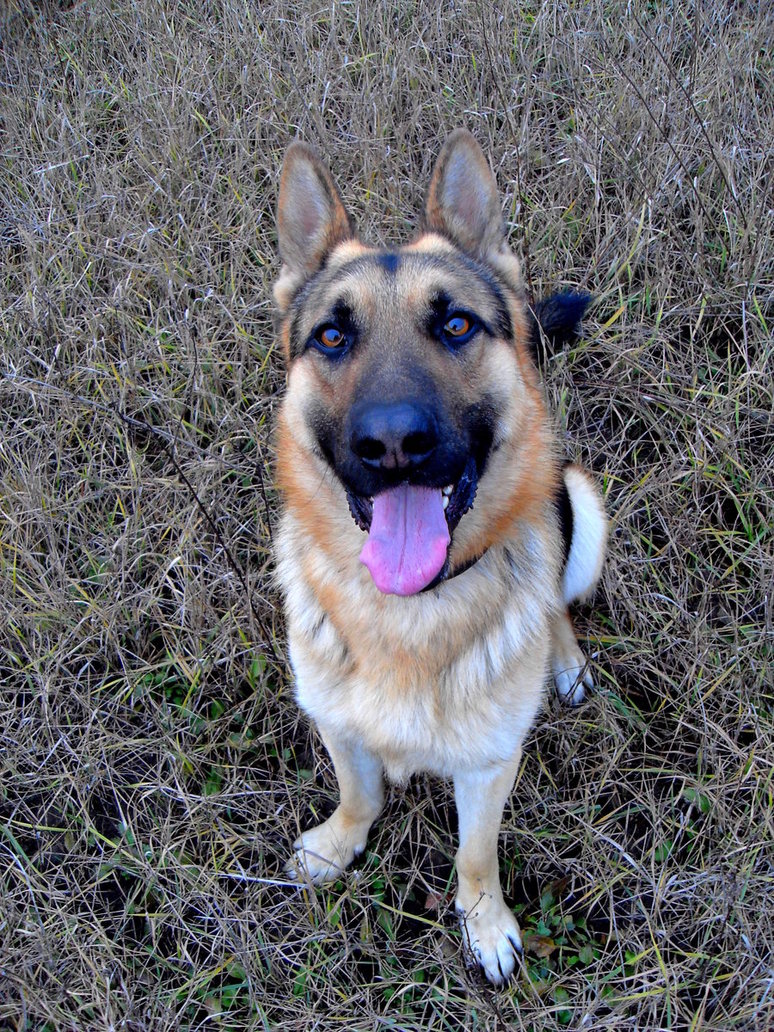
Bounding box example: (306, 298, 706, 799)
(442, 495, 450, 510)
(442, 484, 454, 496)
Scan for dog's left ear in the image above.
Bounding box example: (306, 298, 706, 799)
(424, 130, 505, 257)
(275, 142, 355, 311)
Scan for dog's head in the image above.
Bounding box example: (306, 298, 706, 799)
(274, 131, 551, 596)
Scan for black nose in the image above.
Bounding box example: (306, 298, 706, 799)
(349, 401, 439, 470)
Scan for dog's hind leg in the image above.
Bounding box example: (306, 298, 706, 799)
(552, 465, 607, 705)
(454, 752, 524, 985)
(551, 608, 594, 705)
(287, 726, 384, 884)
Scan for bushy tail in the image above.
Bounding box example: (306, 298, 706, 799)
(561, 465, 607, 606)
(529, 291, 592, 358)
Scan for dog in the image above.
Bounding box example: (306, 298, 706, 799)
(272, 130, 607, 985)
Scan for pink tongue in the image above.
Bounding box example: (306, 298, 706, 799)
(360, 484, 450, 596)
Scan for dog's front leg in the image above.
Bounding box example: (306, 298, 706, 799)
(454, 752, 523, 985)
(288, 725, 384, 884)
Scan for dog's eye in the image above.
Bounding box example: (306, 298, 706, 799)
(316, 325, 345, 350)
(444, 315, 472, 337)
(440, 312, 478, 346)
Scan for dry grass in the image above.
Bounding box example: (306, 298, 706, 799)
(1, 1, 772, 1028)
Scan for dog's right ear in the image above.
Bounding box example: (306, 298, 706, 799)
(424, 130, 505, 258)
(275, 142, 354, 308)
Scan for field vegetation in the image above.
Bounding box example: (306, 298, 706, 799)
(1, 0, 772, 1028)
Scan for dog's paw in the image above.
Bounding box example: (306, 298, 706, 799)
(286, 811, 368, 884)
(458, 899, 523, 986)
(551, 641, 593, 706)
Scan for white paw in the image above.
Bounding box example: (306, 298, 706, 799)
(286, 813, 368, 884)
(458, 899, 523, 986)
(552, 643, 593, 706)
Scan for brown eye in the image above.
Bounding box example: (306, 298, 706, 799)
(444, 315, 472, 337)
(318, 325, 345, 349)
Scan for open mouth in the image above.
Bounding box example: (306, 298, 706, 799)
(345, 456, 479, 596)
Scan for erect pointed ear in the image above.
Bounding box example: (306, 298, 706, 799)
(276, 141, 355, 281)
(424, 130, 505, 257)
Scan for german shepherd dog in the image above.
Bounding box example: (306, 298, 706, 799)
(273, 131, 607, 984)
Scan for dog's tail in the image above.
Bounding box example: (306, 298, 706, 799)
(559, 464, 607, 606)
(529, 291, 592, 358)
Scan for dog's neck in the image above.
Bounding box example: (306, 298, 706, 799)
(420, 547, 489, 593)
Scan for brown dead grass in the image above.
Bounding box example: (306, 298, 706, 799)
(1, 1, 772, 1029)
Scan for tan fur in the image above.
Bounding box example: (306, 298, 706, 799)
(273, 131, 606, 985)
